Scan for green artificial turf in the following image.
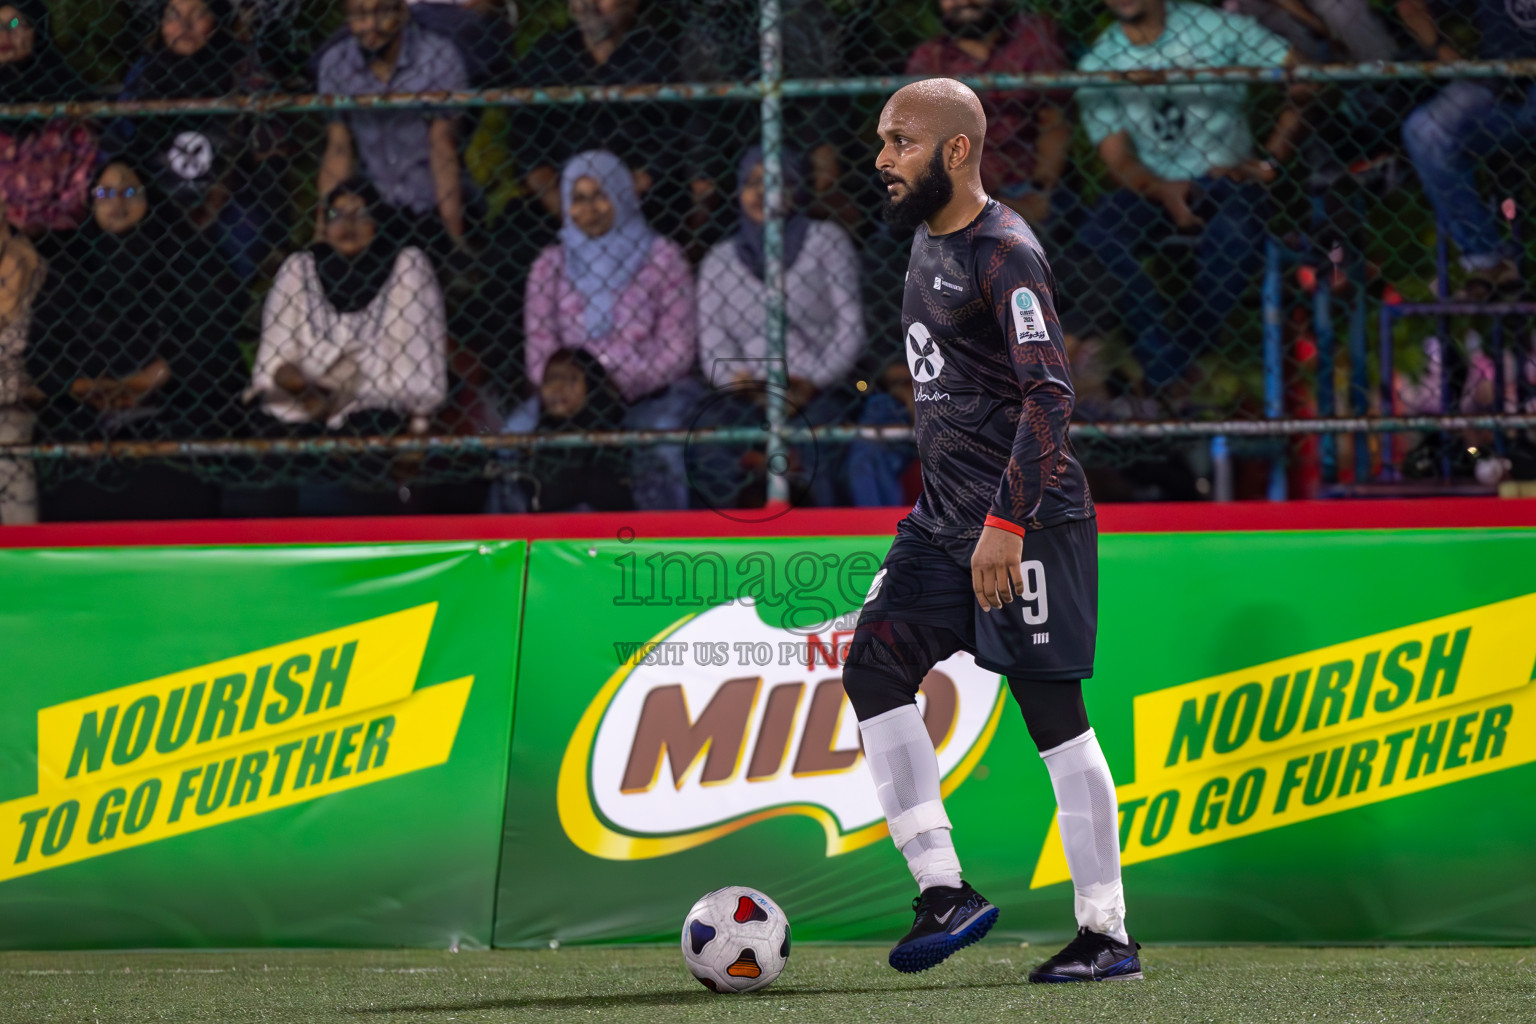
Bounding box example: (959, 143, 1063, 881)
(2, 945, 1531, 1024)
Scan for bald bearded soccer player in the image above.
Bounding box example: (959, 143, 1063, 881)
(840, 79, 1141, 981)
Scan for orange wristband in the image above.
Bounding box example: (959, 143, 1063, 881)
(983, 515, 1025, 537)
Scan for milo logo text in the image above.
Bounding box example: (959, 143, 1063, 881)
(559, 602, 1006, 860)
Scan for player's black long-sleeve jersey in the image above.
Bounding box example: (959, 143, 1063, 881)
(899, 199, 1094, 563)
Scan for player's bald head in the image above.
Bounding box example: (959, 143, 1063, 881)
(878, 78, 987, 168)
(875, 78, 990, 232)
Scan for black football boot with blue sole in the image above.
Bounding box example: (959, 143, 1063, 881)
(887, 881, 998, 974)
(1027, 926, 1143, 982)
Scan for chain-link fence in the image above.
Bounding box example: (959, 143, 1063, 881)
(2, 0, 1535, 523)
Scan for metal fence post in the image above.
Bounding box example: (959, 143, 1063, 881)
(1314, 255, 1338, 485)
(1378, 304, 1398, 480)
(1347, 249, 1370, 480)
(1262, 238, 1287, 500)
(759, 0, 790, 506)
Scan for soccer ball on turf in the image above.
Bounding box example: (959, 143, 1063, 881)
(680, 886, 790, 993)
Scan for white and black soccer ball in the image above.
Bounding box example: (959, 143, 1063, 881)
(680, 886, 790, 993)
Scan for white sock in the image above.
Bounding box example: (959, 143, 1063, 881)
(858, 705, 962, 891)
(1040, 728, 1129, 944)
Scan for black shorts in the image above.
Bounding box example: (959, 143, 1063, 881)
(857, 516, 1097, 680)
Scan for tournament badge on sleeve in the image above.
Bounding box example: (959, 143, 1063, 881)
(1010, 288, 1050, 344)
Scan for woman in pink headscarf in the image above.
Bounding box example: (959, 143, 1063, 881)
(524, 149, 700, 509)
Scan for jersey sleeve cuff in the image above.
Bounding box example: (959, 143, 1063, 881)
(983, 515, 1026, 537)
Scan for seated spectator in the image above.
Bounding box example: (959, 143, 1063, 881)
(1403, 1, 1536, 299)
(0, 0, 97, 237)
(489, 347, 634, 513)
(0, 218, 44, 524)
(699, 147, 863, 402)
(313, 0, 517, 87)
(512, 0, 681, 228)
(32, 161, 244, 439)
(27, 161, 242, 518)
(693, 146, 863, 507)
(905, 0, 1073, 230)
(113, 0, 284, 281)
(317, 0, 468, 245)
(249, 178, 448, 435)
(1076, 0, 1304, 397)
(525, 150, 697, 509)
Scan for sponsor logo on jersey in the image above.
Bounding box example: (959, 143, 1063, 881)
(932, 277, 964, 293)
(906, 322, 945, 383)
(558, 602, 1006, 860)
(1031, 591, 1536, 887)
(1010, 288, 1050, 343)
(1, 605, 472, 883)
(914, 386, 950, 402)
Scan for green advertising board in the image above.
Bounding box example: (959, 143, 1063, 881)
(0, 541, 524, 949)
(3, 526, 1532, 949)
(497, 530, 1536, 947)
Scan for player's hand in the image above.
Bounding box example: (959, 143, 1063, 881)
(1147, 179, 1203, 232)
(971, 523, 1025, 612)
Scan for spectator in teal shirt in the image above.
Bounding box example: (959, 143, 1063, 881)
(1076, 0, 1305, 396)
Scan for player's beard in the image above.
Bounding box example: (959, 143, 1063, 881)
(881, 147, 955, 233)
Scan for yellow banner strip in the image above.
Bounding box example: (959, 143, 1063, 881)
(1133, 592, 1536, 783)
(2, 677, 472, 884)
(1032, 681, 1534, 888)
(1033, 592, 1536, 888)
(35, 604, 438, 793)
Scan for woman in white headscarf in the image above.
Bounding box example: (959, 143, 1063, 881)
(691, 144, 864, 508)
(697, 144, 863, 405)
(524, 149, 699, 509)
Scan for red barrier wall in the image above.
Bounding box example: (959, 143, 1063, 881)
(2, 499, 1535, 548)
